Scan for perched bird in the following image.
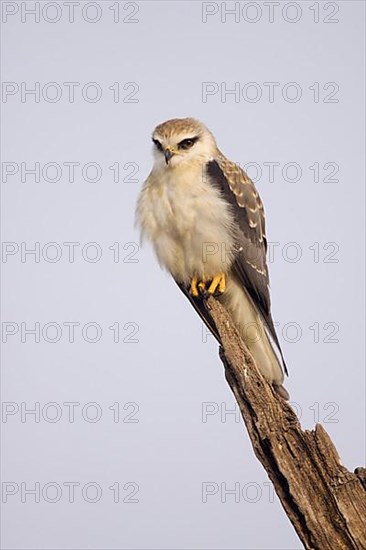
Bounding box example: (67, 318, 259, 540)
(136, 118, 289, 399)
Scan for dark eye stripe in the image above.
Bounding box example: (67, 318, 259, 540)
(152, 138, 163, 151)
(178, 136, 199, 149)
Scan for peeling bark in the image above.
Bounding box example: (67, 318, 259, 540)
(206, 295, 366, 550)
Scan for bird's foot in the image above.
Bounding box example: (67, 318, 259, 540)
(207, 272, 226, 295)
(190, 276, 207, 297)
(190, 273, 226, 297)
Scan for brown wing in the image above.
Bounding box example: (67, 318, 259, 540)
(207, 155, 287, 374)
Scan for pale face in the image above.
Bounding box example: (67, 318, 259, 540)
(151, 118, 218, 169)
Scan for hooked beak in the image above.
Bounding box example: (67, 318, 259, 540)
(164, 148, 175, 165)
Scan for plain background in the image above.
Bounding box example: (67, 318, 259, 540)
(1, 1, 365, 549)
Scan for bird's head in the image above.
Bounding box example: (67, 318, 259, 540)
(151, 118, 218, 169)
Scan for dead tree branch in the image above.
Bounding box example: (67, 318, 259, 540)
(206, 295, 366, 550)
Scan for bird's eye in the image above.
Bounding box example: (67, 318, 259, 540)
(152, 138, 163, 152)
(178, 137, 198, 150)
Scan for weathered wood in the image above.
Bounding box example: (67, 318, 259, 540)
(206, 295, 366, 550)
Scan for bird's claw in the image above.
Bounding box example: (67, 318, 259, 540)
(190, 277, 200, 297)
(207, 272, 226, 295)
(190, 273, 226, 297)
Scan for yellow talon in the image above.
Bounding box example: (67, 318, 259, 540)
(207, 273, 226, 295)
(190, 274, 226, 297)
(198, 280, 206, 293)
(190, 276, 209, 296)
(190, 277, 199, 297)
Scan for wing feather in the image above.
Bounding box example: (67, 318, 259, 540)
(207, 156, 288, 374)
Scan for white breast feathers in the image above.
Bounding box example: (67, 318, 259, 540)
(136, 161, 235, 285)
